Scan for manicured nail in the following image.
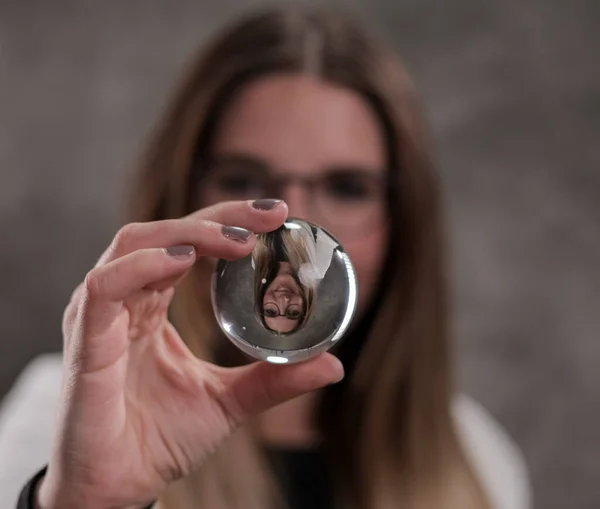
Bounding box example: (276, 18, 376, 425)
(252, 199, 281, 211)
(222, 226, 253, 242)
(165, 245, 195, 259)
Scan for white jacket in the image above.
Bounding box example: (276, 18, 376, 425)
(289, 223, 339, 289)
(0, 354, 532, 508)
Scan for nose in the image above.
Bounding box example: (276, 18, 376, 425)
(276, 293, 290, 307)
(280, 184, 312, 222)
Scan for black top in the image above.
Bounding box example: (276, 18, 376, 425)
(16, 447, 332, 509)
(266, 446, 333, 509)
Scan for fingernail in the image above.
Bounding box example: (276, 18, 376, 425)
(222, 226, 253, 242)
(252, 199, 281, 211)
(165, 245, 195, 259)
(330, 357, 345, 383)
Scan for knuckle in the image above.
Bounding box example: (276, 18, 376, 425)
(83, 268, 103, 299)
(112, 222, 141, 252)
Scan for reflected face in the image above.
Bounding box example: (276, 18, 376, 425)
(208, 74, 389, 319)
(262, 262, 304, 333)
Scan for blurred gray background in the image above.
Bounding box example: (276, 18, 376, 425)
(0, 1, 598, 508)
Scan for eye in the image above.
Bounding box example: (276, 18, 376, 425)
(203, 156, 272, 198)
(322, 171, 377, 201)
(285, 307, 302, 320)
(263, 305, 279, 317)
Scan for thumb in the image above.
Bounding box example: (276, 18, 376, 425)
(218, 354, 344, 420)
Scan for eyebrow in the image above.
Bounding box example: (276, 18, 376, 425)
(210, 151, 386, 175)
(210, 152, 269, 169)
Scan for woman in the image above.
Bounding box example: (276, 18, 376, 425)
(5, 5, 531, 509)
(251, 225, 319, 334)
(251, 220, 336, 335)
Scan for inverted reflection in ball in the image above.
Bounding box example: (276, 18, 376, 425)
(211, 218, 358, 363)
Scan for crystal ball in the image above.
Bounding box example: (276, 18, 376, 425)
(211, 218, 358, 364)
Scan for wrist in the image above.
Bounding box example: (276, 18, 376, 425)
(36, 472, 107, 509)
(35, 473, 149, 509)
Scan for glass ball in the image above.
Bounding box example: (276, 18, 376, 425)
(211, 218, 358, 364)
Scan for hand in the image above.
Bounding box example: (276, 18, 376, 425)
(37, 200, 344, 509)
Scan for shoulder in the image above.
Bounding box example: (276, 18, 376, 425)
(0, 353, 63, 507)
(452, 394, 532, 509)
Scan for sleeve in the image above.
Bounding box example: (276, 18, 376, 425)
(16, 466, 48, 509)
(294, 228, 338, 289)
(453, 394, 533, 509)
(14, 466, 156, 509)
(0, 354, 62, 508)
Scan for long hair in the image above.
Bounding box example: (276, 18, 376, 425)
(126, 5, 491, 509)
(252, 228, 316, 334)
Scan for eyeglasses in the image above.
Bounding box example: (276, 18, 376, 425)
(262, 302, 303, 320)
(192, 154, 388, 233)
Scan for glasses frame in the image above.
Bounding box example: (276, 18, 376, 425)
(187, 155, 395, 235)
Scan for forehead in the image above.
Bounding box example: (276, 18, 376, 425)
(211, 74, 386, 172)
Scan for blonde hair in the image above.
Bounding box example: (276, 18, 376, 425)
(126, 5, 491, 509)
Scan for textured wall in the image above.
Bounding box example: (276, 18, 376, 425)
(0, 1, 598, 508)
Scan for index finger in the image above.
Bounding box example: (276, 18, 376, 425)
(97, 199, 287, 267)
